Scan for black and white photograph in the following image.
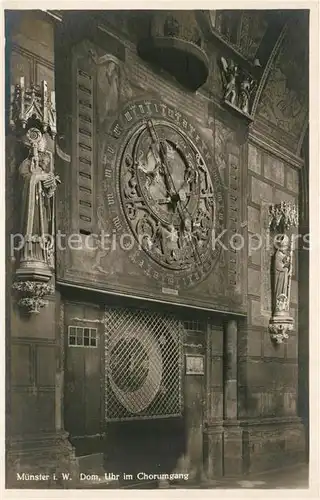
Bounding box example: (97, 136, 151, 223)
(4, 4, 317, 494)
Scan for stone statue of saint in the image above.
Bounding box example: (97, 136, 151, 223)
(273, 234, 291, 313)
(18, 128, 58, 269)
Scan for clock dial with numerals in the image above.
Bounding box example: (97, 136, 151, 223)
(103, 100, 225, 291)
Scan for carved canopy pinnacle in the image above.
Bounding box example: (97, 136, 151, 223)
(10, 77, 56, 137)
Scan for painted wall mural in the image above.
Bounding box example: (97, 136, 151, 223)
(257, 15, 308, 139)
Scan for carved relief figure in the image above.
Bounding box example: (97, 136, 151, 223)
(19, 128, 58, 268)
(220, 57, 238, 105)
(89, 49, 132, 123)
(238, 76, 255, 114)
(211, 118, 233, 179)
(220, 58, 257, 116)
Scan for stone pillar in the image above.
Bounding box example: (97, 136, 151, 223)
(6, 11, 77, 488)
(174, 325, 206, 484)
(223, 318, 243, 476)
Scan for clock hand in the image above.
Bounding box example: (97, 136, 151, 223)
(146, 120, 203, 266)
(146, 120, 177, 199)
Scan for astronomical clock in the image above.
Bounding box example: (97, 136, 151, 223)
(102, 99, 225, 293)
(57, 86, 245, 313)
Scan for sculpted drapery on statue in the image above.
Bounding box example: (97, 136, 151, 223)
(268, 202, 298, 343)
(88, 47, 132, 123)
(10, 77, 58, 313)
(273, 234, 291, 313)
(19, 128, 58, 270)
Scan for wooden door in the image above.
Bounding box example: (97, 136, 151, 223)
(64, 303, 102, 438)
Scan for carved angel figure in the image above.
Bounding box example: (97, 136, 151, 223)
(88, 48, 132, 123)
(273, 234, 291, 313)
(220, 57, 238, 105)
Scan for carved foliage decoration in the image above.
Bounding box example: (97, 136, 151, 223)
(12, 281, 55, 314)
(268, 201, 298, 343)
(10, 77, 59, 314)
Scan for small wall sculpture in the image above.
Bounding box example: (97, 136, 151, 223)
(268, 201, 298, 343)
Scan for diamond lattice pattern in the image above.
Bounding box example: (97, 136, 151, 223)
(104, 307, 183, 421)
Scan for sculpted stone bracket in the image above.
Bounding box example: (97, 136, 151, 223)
(268, 202, 298, 343)
(12, 281, 55, 314)
(220, 57, 258, 121)
(10, 77, 59, 314)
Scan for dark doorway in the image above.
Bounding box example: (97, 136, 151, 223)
(104, 417, 185, 487)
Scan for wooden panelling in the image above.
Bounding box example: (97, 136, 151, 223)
(64, 347, 86, 436)
(36, 345, 56, 387)
(11, 344, 32, 386)
(11, 300, 56, 339)
(64, 300, 103, 437)
(10, 391, 55, 435)
(84, 348, 102, 435)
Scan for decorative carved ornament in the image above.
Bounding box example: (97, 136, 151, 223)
(220, 57, 257, 120)
(268, 201, 298, 343)
(10, 77, 59, 314)
(11, 281, 55, 314)
(103, 99, 225, 293)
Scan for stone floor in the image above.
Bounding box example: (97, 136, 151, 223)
(202, 463, 309, 489)
(117, 463, 309, 489)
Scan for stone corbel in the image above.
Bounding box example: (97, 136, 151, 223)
(10, 77, 59, 314)
(268, 202, 298, 343)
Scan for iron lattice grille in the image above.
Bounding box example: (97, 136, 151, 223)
(104, 307, 184, 421)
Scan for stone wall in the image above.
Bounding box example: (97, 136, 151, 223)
(241, 140, 305, 473)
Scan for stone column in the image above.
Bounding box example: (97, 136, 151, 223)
(174, 325, 206, 484)
(223, 318, 243, 476)
(224, 319, 238, 419)
(6, 12, 77, 488)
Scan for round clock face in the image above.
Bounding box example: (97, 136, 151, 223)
(103, 100, 224, 290)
